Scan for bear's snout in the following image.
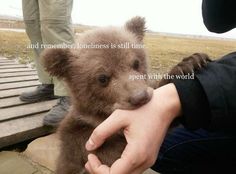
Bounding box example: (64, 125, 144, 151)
(128, 87, 153, 107)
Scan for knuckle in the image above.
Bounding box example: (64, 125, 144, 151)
(92, 129, 104, 141)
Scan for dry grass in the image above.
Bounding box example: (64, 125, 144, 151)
(145, 34, 236, 73)
(0, 30, 236, 73)
(0, 31, 33, 64)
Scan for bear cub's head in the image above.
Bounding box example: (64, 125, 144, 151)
(42, 17, 153, 119)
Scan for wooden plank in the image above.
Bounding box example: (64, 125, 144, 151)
(0, 80, 40, 90)
(0, 96, 53, 108)
(0, 57, 56, 148)
(0, 57, 9, 60)
(0, 113, 53, 148)
(0, 71, 38, 78)
(0, 65, 28, 69)
(0, 75, 38, 84)
(0, 100, 57, 122)
(0, 68, 35, 73)
(0, 97, 24, 108)
(0, 62, 19, 66)
(0, 86, 37, 98)
(0, 96, 57, 108)
(0, 57, 11, 60)
(0, 59, 15, 63)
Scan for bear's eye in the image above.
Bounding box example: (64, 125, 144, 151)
(98, 74, 110, 87)
(132, 60, 140, 70)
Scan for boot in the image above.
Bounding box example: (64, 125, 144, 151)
(43, 96, 70, 126)
(20, 84, 57, 102)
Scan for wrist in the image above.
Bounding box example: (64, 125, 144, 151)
(152, 83, 182, 126)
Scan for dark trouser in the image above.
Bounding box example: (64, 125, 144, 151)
(152, 126, 236, 174)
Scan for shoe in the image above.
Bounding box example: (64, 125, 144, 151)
(43, 96, 70, 126)
(20, 84, 56, 102)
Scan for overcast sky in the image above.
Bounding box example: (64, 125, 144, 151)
(1, 0, 236, 39)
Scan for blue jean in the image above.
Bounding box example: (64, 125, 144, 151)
(152, 126, 236, 174)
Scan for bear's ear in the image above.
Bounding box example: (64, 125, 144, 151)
(125, 16, 146, 41)
(42, 48, 74, 78)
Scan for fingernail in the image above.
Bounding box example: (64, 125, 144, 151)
(85, 162, 90, 170)
(85, 162, 91, 172)
(86, 139, 95, 151)
(85, 162, 89, 169)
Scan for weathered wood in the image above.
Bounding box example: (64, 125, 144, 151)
(0, 113, 53, 148)
(0, 64, 28, 69)
(0, 62, 19, 66)
(0, 96, 56, 109)
(0, 96, 24, 108)
(0, 100, 57, 122)
(0, 57, 56, 149)
(0, 57, 14, 60)
(0, 75, 38, 84)
(0, 86, 37, 98)
(0, 71, 37, 78)
(0, 80, 40, 90)
(0, 68, 35, 73)
(0, 57, 9, 60)
(0, 59, 15, 63)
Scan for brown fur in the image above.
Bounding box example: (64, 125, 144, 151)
(42, 16, 211, 174)
(158, 52, 211, 86)
(43, 17, 153, 174)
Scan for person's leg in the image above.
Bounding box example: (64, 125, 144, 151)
(152, 126, 236, 174)
(21, 0, 55, 102)
(39, 0, 74, 97)
(38, 0, 75, 126)
(22, 0, 52, 84)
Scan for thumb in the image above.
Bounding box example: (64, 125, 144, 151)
(86, 109, 129, 151)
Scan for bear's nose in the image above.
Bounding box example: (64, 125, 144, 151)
(129, 90, 150, 106)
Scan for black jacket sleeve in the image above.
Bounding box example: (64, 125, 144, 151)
(202, 0, 236, 33)
(174, 52, 236, 131)
(172, 1, 236, 131)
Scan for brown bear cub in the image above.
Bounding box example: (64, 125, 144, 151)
(42, 17, 211, 174)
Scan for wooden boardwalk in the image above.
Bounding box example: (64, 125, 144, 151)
(0, 57, 56, 149)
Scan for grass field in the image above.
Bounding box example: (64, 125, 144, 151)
(0, 30, 236, 73)
(0, 31, 33, 64)
(145, 34, 236, 73)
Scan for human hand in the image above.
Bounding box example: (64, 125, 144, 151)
(85, 83, 181, 174)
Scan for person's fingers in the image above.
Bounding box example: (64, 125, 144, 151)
(86, 130, 159, 174)
(85, 161, 93, 174)
(87, 156, 148, 174)
(109, 143, 147, 174)
(86, 110, 129, 151)
(87, 154, 110, 174)
(86, 145, 141, 174)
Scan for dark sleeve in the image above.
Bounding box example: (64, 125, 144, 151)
(174, 78, 211, 130)
(202, 0, 236, 33)
(173, 52, 236, 131)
